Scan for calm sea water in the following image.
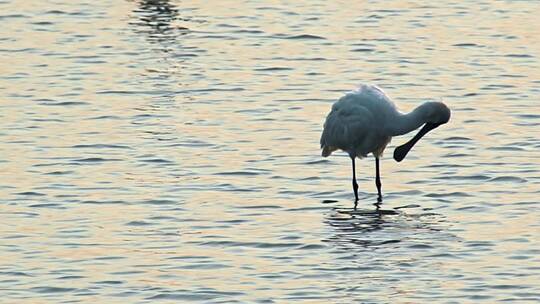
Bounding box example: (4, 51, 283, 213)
(1, 0, 539, 302)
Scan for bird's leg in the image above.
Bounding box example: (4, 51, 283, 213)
(351, 156, 359, 208)
(375, 157, 383, 202)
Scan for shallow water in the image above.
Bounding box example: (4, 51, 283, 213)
(1, 0, 539, 302)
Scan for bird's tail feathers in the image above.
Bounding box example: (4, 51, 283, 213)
(321, 146, 334, 157)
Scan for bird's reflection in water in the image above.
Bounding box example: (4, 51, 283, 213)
(129, 0, 190, 102)
(324, 208, 399, 248)
(131, 0, 184, 43)
(323, 204, 447, 249)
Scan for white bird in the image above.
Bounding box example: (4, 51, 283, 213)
(320, 84, 451, 207)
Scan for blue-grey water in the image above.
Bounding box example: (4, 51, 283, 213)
(1, 0, 539, 303)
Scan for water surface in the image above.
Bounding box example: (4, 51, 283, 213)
(1, 0, 539, 302)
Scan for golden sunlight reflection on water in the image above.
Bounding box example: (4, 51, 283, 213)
(0, 0, 539, 302)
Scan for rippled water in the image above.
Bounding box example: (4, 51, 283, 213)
(1, 0, 539, 302)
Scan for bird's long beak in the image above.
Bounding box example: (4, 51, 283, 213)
(393, 122, 441, 162)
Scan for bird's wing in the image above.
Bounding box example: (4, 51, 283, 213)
(320, 102, 374, 157)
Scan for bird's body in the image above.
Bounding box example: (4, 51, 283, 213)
(320, 85, 396, 159)
(320, 84, 451, 207)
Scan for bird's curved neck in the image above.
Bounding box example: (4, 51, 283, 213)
(389, 105, 427, 136)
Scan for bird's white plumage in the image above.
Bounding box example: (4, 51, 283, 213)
(320, 84, 396, 158)
(320, 84, 451, 203)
